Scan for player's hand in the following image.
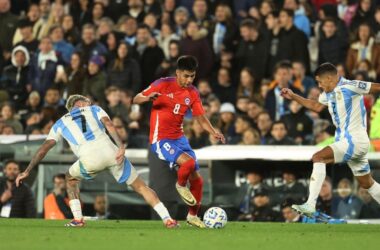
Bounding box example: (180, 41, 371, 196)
(116, 148, 125, 165)
(214, 132, 226, 144)
(16, 171, 29, 187)
(148, 92, 161, 101)
(280, 88, 294, 100)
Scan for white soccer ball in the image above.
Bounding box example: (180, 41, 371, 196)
(203, 207, 228, 229)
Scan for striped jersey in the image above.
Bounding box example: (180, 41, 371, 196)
(318, 77, 372, 142)
(142, 77, 205, 144)
(46, 105, 109, 155)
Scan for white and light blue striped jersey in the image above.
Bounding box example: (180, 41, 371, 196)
(47, 105, 110, 155)
(318, 77, 372, 142)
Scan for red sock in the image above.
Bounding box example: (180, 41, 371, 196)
(177, 158, 196, 186)
(188, 176, 203, 216)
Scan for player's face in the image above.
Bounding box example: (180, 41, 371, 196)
(315, 74, 338, 92)
(176, 70, 196, 88)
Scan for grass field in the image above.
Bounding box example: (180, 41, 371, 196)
(1, 219, 380, 250)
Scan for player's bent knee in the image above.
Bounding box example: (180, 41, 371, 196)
(181, 158, 196, 171)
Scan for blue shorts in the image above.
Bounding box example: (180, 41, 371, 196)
(151, 136, 200, 170)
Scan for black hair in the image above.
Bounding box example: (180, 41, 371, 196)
(236, 114, 252, 125)
(4, 159, 20, 168)
(53, 173, 66, 182)
(240, 18, 258, 29)
(280, 8, 295, 18)
(314, 62, 337, 77)
(176, 55, 198, 71)
(271, 120, 288, 131)
(273, 60, 292, 75)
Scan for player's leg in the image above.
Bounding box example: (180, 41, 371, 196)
(65, 161, 85, 227)
(175, 152, 198, 206)
(292, 146, 335, 217)
(186, 170, 206, 228)
(129, 176, 178, 227)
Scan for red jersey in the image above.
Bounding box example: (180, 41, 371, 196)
(142, 77, 205, 143)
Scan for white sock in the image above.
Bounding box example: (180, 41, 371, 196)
(69, 199, 83, 220)
(153, 202, 171, 222)
(306, 162, 326, 208)
(368, 181, 380, 204)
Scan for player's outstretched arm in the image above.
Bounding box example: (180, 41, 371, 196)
(194, 115, 226, 144)
(101, 117, 125, 165)
(16, 139, 56, 187)
(370, 82, 380, 94)
(281, 88, 325, 113)
(133, 92, 161, 105)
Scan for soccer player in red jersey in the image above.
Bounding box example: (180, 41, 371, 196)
(133, 56, 225, 227)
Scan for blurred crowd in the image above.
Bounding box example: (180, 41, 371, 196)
(0, 0, 379, 149)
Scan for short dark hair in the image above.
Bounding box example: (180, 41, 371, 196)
(240, 19, 257, 29)
(236, 114, 252, 125)
(4, 159, 20, 169)
(280, 8, 294, 18)
(314, 63, 337, 77)
(177, 56, 198, 71)
(53, 173, 66, 182)
(273, 60, 292, 75)
(271, 120, 287, 131)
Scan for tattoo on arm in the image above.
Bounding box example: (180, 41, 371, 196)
(25, 140, 56, 173)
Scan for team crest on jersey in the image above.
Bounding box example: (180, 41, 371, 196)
(337, 92, 342, 100)
(169, 149, 175, 155)
(185, 97, 190, 105)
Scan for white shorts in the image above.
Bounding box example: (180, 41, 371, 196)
(329, 138, 370, 176)
(68, 138, 138, 185)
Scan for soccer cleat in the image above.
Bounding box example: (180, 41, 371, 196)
(175, 183, 197, 206)
(186, 215, 206, 228)
(65, 219, 85, 227)
(291, 203, 316, 218)
(164, 218, 180, 228)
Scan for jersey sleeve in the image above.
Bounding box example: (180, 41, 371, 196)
(344, 80, 372, 95)
(142, 79, 164, 96)
(318, 92, 328, 106)
(46, 122, 62, 142)
(91, 105, 109, 120)
(190, 90, 205, 116)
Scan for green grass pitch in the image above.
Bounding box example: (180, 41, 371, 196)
(1, 219, 379, 250)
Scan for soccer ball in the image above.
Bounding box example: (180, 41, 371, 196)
(203, 207, 228, 229)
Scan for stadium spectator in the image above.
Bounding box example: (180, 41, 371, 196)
(0, 0, 17, 59)
(257, 111, 273, 145)
(121, 16, 138, 46)
(346, 22, 380, 77)
(57, 52, 85, 98)
(93, 195, 117, 220)
(49, 25, 75, 65)
(210, 3, 237, 56)
(277, 9, 310, 72)
(0, 102, 23, 134)
(173, 7, 189, 38)
(281, 198, 302, 222)
(36, 0, 53, 39)
(128, 0, 145, 23)
(274, 169, 307, 204)
(238, 170, 271, 220)
(250, 189, 278, 222)
(43, 87, 66, 116)
(155, 40, 180, 78)
(212, 67, 236, 104)
(29, 37, 62, 97)
(318, 18, 349, 66)
(235, 95, 250, 114)
(292, 61, 316, 95)
(196, 79, 215, 103)
(260, 0, 275, 18)
(217, 102, 237, 143)
(283, 0, 311, 37)
(44, 173, 73, 220)
(112, 116, 128, 145)
(188, 119, 210, 149)
(14, 19, 39, 57)
(280, 100, 313, 144)
(357, 187, 380, 218)
(239, 128, 261, 145)
(90, 2, 106, 27)
(156, 23, 180, 59)
(350, 0, 374, 32)
(237, 68, 262, 104)
(1, 46, 30, 109)
(179, 20, 213, 79)
(0, 160, 36, 218)
(268, 121, 296, 145)
(333, 178, 364, 219)
(75, 24, 108, 65)
(144, 13, 160, 37)
(104, 86, 129, 123)
(235, 19, 269, 83)
(230, 115, 253, 144)
(83, 55, 107, 106)
(265, 10, 282, 77)
(62, 14, 80, 45)
(316, 177, 336, 215)
(133, 24, 165, 88)
(107, 42, 141, 94)
(315, 122, 335, 147)
(192, 0, 212, 30)
(247, 100, 263, 126)
(265, 61, 303, 121)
